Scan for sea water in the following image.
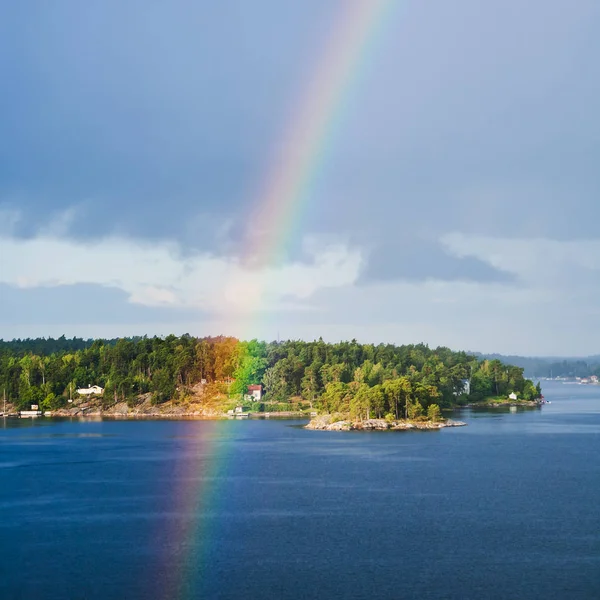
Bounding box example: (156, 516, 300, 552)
(1, 381, 599, 599)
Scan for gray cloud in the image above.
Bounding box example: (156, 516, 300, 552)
(359, 239, 515, 284)
(0, 283, 204, 328)
(1, 0, 600, 351)
(2, 1, 598, 251)
(0, 1, 339, 248)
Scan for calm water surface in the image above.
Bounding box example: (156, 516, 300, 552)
(1, 381, 599, 599)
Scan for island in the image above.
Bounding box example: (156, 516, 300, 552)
(305, 415, 467, 431)
(0, 336, 542, 421)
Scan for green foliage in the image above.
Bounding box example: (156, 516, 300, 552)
(150, 369, 176, 405)
(0, 336, 540, 417)
(231, 341, 268, 394)
(427, 404, 442, 422)
(521, 379, 539, 401)
(407, 401, 424, 420)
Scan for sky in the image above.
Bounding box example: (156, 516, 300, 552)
(1, 0, 599, 356)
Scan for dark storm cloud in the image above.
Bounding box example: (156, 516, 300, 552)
(0, 1, 339, 249)
(2, 0, 599, 256)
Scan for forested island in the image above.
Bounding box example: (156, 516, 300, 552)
(475, 352, 600, 379)
(0, 336, 543, 425)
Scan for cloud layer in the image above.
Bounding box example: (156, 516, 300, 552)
(3, 224, 600, 355)
(1, 0, 600, 355)
(0, 228, 362, 314)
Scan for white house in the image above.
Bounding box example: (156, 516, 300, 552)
(247, 385, 263, 401)
(508, 392, 518, 401)
(77, 385, 104, 396)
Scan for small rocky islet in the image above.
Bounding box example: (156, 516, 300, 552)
(305, 415, 467, 431)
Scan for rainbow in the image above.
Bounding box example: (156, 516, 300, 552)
(165, 1, 396, 596)
(223, 0, 396, 337)
(157, 420, 235, 599)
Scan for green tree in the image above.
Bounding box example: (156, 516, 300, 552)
(408, 400, 424, 420)
(151, 368, 175, 405)
(369, 384, 385, 418)
(427, 403, 442, 422)
(383, 377, 411, 419)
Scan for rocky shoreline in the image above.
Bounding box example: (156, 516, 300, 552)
(47, 398, 223, 419)
(46, 406, 307, 420)
(305, 416, 467, 431)
(20, 397, 307, 420)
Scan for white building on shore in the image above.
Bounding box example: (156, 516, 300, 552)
(77, 385, 104, 396)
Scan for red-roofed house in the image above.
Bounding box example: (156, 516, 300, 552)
(247, 385, 263, 400)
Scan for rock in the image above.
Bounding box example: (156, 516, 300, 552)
(304, 415, 334, 430)
(329, 421, 352, 431)
(305, 415, 467, 431)
(360, 419, 391, 430)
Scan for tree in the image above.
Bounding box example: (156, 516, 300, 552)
(263, 363, 289, 402)
(151, 369, 175, 405)
(383, 377, 412, 419)
(0, 335, 541, 417)
(319, 382, 350, 415)
(413, 382, 440, 409)
(301, 361, 322, 408)
(369, 385, 385, 419)
(212, 337, 239, 381)
(407, 400, 424, 420)
(350, 384, 370, 420)
(427, 403, 442, 422)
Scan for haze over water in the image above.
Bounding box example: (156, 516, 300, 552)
(1, 380, 599, 599)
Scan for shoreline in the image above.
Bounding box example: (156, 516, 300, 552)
(7, 400, 542, 422)
(463, 400, 543, 408)
(24, 396, 310, 420)
(11, 409, 309, 421)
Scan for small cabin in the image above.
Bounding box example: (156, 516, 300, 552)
(247, 385, 262, 401)
(508, 392, 518, 401)
(77, 385, 104, 396)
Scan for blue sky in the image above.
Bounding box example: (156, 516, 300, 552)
(1, 0, 600, 355)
